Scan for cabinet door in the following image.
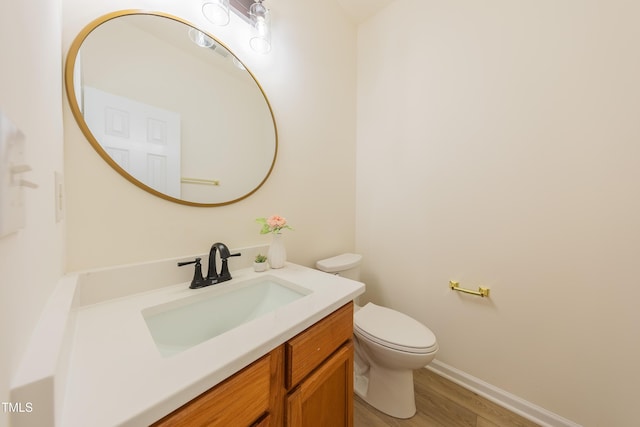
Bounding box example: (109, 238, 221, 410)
(286, 342, 353, 427)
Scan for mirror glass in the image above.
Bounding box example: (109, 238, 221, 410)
(65, 11, 277, 206)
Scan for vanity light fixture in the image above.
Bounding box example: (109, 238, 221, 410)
(249, 0, 271, 53)
(188, 28, 215, 48)
(202, 0, 231, 26)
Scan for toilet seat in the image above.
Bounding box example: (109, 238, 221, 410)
(354, 303, 438, 354)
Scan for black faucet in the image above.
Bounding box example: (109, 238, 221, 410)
(178, 243, 241, 289)
(206, 242, 241, 285)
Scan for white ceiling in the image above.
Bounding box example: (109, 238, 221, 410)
(334, 0, 395, 24)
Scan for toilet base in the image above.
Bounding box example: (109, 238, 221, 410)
(354, 363, 417, 419)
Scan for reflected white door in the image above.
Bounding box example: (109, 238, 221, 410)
(83, 86, 181, 198)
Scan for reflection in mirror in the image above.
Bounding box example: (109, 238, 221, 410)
(65, 11, 277, 206)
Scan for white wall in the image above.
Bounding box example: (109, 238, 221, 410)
(356, 1, 640, 425)
(62, 0, 357, 271)
(0, 0, 64, 424)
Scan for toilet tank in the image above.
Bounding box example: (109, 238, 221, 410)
(315, 253, 362, 281)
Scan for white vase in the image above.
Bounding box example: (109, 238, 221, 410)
(268, 233, 287, 269)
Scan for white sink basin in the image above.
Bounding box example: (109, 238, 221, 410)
(142, 276, 312, 357)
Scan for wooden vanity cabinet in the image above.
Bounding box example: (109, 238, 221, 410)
(152, 302, 354, 427)
(152, 354, 271, 427)
(284, 302, 354, 427)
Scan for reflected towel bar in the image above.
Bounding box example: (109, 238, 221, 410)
(181, 177, 220, 186)
(449, 281, 490, 298)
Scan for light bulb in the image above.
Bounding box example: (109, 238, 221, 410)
(249, 1, 271, 53)
(255, 17, 268, 37)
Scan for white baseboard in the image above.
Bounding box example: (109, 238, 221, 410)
(426, 360, 582, 427)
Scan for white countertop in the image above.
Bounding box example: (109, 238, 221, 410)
(60, 262, 364, 426)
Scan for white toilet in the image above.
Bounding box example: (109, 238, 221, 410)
(316, 253, 439, 419)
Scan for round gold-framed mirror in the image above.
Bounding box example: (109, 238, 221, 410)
(65, 10, 277, 206)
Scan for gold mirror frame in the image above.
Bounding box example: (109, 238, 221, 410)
(65, 10, 278, 207)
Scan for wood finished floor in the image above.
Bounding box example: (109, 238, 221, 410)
(354, 368, 541, 427)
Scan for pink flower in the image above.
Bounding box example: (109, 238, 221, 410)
(267, 215, 287, 228)
(256, 215, 293, 234)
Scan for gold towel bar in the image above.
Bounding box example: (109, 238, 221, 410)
(449, 281, 490, 298)
(180, 177, 220, 186)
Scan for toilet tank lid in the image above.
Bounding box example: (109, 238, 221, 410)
(316, 253, 362, 273)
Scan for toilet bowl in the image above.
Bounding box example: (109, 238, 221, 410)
(316, 254, 439, 419)
(353, 302, 438, 418)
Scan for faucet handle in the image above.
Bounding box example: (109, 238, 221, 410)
(218, 252, 242, 281)
(178, 257, 205, 289)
